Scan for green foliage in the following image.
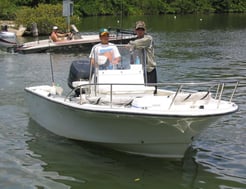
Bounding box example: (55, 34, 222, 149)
(210, 0, 229, 13)
(75, 0, 126, 16)
(1, 0, 246, 26)
(73, 0, 246, 15)
(13, 0, 60, 7)
(194, 0, 215, 13)
(0, 0, 17, 20)
(229, 0, 246, 13)
(15, 3, 80, 35)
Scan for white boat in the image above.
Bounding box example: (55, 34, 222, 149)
(0, 31, 18, 48)
(25, 45, 239, 158)
(16, 29, 136, 54)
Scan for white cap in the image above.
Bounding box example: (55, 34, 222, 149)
(53, 26, 58, 30)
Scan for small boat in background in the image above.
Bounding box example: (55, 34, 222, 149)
(0, 31, 18, 49)
(16, 33, 136, 54)
(1, 24, 136, 54)
(0, 22, 26, 37)
(16, 27, 136, 54)
(24, 45, 239, 158)
(0, 23, 26, 51)
(8, 25, 26, 37)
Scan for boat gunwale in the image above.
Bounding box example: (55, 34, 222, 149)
(24, 82, 239, 118)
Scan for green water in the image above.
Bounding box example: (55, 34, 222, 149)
(0, 14, 245, 188)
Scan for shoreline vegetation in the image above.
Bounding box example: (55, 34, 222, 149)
(0, 0, 246, 35)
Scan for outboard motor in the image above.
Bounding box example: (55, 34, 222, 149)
(67, 59, 93, 95)
(0, 31, 18, 48)
(70, 24, 82, 39)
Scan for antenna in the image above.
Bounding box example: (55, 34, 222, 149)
(48, 39, 55, 85)
(121, 0, 123, 30)
(49, 52, 55, 85)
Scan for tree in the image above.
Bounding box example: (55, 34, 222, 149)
(13, 0, 60, 7)
(0, 0, 16, 20)
(15, 3, 80, 35)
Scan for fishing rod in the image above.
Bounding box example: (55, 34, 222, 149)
(108, 27, 136, 35)
(107, 0, 137, 44)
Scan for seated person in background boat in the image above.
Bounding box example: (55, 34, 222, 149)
(129, 21, 157, 92)
(1, 25, 8, 31)
(50, 26, 71, 42)
(89, 28, 121, 69)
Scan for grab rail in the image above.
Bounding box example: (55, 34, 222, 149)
(65, 80, 239, 109)
(168, 84, 183, 110)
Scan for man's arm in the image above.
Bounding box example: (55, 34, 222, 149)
(129, 35, 152, 49)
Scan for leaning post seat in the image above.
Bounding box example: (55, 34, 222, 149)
(96, 64, 155, 95)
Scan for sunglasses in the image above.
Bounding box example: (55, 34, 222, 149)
(136, 28, 145, 31)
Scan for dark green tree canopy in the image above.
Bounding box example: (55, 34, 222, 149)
(1, 0, 246, 19)
(0, 0, 245, 34)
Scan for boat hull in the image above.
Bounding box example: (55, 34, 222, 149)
(25, 87, 221, 158)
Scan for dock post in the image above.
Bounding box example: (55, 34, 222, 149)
(32, 22, 39, 37)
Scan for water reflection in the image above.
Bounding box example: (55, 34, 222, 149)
(0, 105, 75, 189)
(28, 119, 184, 188)
(193, 120, 246, 187)
(26, 118, 245, 189)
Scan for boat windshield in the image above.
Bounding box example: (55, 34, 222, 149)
(94, 44, 145, 71)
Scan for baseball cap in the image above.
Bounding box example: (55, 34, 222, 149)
(135, 21, 146, 30)
(99, 28, 109, 36)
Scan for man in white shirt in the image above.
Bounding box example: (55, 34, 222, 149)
(89, 28, 121, 69)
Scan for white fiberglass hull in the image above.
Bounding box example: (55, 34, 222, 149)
(25, 85, 236, 158)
